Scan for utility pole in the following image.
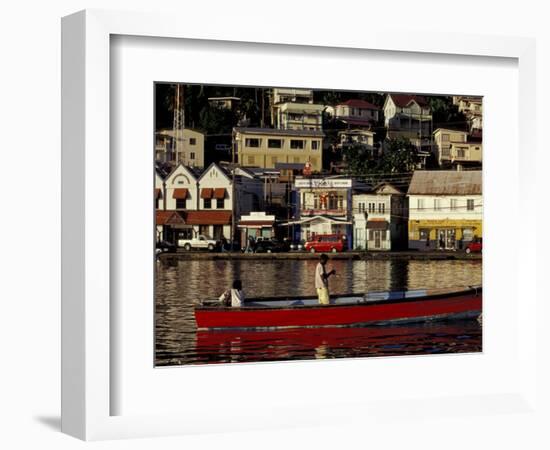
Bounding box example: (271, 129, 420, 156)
(172, 84, 185, 164)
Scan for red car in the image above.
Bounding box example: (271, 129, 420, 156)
(465, 238, 482, 254)
(304, 234, 346, 253)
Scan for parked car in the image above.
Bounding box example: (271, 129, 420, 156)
(253, 239, 287, 253)
(304, 234, 346, 253)
(177, 235, 219, 251)
(465, 238, 482, 254)
(288, 239, 305, 251)
(156, 240, 177, 254)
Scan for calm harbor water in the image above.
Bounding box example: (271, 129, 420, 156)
(155, 258, 482, 366)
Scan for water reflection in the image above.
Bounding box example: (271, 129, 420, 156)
(155, 259, 482, 366)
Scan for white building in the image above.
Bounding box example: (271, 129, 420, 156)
(272, 88, 314, 105)
(383, 94, 433, 151)
(352, 183, 407, 250)
(287, 177, 354, 243)
(271, 102, 325, 131)
(407, 170, 482, 250)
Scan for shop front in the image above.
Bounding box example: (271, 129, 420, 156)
(408, 219, 482, 251)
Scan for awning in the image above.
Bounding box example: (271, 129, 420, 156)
(366, 220, 389, 230)
(213, 188, 226, 199)
(185, 211, 232, 225)
(155, 188, 162, 199)
(200, 188, 213, 199)
(156, 210, 186, 226)
(172, 188, 188, 199)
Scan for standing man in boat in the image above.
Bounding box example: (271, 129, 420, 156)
(315, 254, 336, 305)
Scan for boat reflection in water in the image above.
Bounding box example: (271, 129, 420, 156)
(192, 321, 482, 365)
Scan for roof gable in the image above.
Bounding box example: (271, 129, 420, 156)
(388, 94, 429, 108)
(198, 162, 232, 183)
(165, 163, 198, 185)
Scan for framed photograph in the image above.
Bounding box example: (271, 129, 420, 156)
(62, 9, 541, 442)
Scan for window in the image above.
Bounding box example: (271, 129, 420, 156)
(378, 203, 385, 213)
(311, 141, 319, 150)
(358, 202, 365, 213)
(176, 199, 186, 209)
(216, 198, 224, 209)
(434, 199, 441, 210)
(290, 139, 304, 149)
(245, 138, 260, 148)
(268, 139, 282, 148)
(189, 138, 196, 145)
(190, 152, 195, 160)
(419, 229, 430, 241)
(442, 134, 450, 141)
(368, 202, 376, 213)
(450, 199, 458, 210)
(203, 198, 212, 209)
(417, 198, 425, 210)
(247, 155, 255, 165)
(467, 199, 474, 211)
(456, 148, 466, 158)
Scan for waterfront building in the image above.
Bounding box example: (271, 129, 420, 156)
(155, 128, 205, 168)
(334, 99, 379, 129)
(155, 162, 263, 244)
(286, 177, 354, 243)
(154, 168, 165, 211)
(352, 183, 407, 251)
(432, 128, 483, 169)
(407, 170, 482, 250)
(238, 211, 276, 243)
(233, 127, 324, 172)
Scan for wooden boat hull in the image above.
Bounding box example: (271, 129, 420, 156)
(195, 288, 482, 330)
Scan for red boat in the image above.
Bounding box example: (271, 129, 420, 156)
(194, 286, 482, 330)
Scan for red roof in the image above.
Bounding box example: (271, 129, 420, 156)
(155, 188, 162, 199)
(340, 99, 379, 109)
(389, 94, 429, 108)
(156, 210, 186, 225)
(184, 211, 232, 225)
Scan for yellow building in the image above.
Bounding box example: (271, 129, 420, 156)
(407, 170, 482, 250)
(155, 128, 205, 168)
(433, 128, 482, 169)
(233, 127, 324, 172)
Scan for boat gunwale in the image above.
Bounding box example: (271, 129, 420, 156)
(195, 286, 482, 312)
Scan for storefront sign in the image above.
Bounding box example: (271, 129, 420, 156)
(295, 178, 352, 189)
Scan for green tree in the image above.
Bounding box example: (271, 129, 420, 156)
(378, 137, 419, 173)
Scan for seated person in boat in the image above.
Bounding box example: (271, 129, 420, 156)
(315, 254, 336, 305)
(219, 279, 245, 307)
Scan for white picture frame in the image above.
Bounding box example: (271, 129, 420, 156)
(61, 9, 543, 442)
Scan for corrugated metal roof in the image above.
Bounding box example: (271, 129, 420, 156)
(407, 170, 482, 195)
